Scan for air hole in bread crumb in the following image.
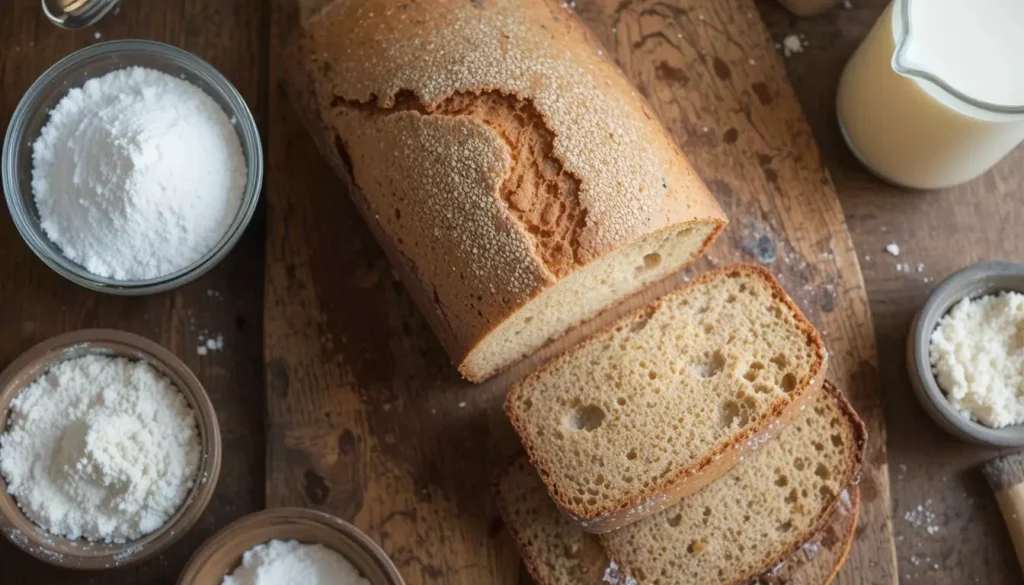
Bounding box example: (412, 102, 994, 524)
(521, 397, 533, 411)
(753, 383, 774, 394)
(696, 305, 709, 314)
(642, 252, 662, 270)
(695, 350, 726, 378)
(777, 520, 793, 533)
(719, 399, 750, 428)
(743, 362, 765, 382)
(771, 353, 789, 368)
(820, 484, 835, 500)
(703, 506, 712, 518)
(687, 540, 706, 554)
(626, 448, 638, 460)
(564, 405, 605, 431)
(616, 397, 627, 406)
(785, 489, 799, 504)
(524, 316, 534, 324)
(781, 372, 798, 392)
(831, 433, 844, 447)
(726, 293, 737, 303)
(794, 457, 806, 471)
(648, 370, 658, 380)
(815, 463, 831, 479)
(594, 473, 606, 486)
(813, 441, 825, 452)
(775, 475, 789, 487)
(667, 513, 682, 527)
(703, 323, 714, 334)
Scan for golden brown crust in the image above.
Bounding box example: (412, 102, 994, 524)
(287, 0, 727, 381)
(505, 264, 828, 533)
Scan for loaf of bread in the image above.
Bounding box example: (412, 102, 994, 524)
(496, 383, 863, 585)
(288, 0, 727, 381)
(506, 265, 827, 532)
(601, 382, 866, 585)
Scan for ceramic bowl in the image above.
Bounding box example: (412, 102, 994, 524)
(0, 329, 222, 568)
(907, 261, 1024, 447)
(177, 508, 404, 585)
(2, 39, 263, 295)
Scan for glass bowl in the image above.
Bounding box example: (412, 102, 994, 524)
(2, 40, 263, 295)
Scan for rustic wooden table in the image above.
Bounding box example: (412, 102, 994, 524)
(0, 0, 1020, 584)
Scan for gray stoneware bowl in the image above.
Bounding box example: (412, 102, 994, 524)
(2, 40, 263, 295)
(907, 261, 1024, 447)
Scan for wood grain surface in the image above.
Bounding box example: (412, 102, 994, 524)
(0, 1, 268, 583)
(756, 1, 1024, 583)
(266, 1, 895, 584)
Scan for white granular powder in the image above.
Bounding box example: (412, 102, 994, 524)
(930, 292, 1024, 428)
(0, 355, 201, 542)
(31, 66, 246, 280)
(222, 540, 370, 585)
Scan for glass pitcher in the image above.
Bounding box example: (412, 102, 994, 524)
(837, 0, 1024, 190)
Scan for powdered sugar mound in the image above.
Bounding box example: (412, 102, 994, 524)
(0, 355, 200, 542)
(31, 66, 246, 280)
(223, 540, 369, 585)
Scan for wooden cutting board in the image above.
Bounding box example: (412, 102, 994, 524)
(265, 1, 897, 583)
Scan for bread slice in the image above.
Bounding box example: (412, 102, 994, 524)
(288, 0, 727, 381)
(505, 265, 827, 532)
(496, 387, 863, 585)
(495, 470, 859, 585)
(601, 382, 866, 585)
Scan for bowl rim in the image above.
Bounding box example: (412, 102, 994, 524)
(907, 260, 1024, 447)
(176, 507, 406, 585)
(1, 39, 264, 295)
(0, 329, 223, 569)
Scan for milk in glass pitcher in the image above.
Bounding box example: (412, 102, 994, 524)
(837, 0, 1024, 189)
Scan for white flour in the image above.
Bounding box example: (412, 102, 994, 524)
(222, 540, 370, 585)
(32, 66, 246, 280)
(930, 292, 1024, 427)
(0, 355, 200, 543)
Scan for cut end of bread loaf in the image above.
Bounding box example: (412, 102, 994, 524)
(460, 221, 722, 380)
(506, 265, 827, 531)
(601, 382, 866, 585)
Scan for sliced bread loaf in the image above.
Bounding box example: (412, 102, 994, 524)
(288, 0, 727, 381)
(496, 394, 862, 585)
(601, 381, 866, 585)
(505, 265, 827, 532)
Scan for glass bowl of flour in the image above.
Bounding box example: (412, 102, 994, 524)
(2, 40, 263, 295)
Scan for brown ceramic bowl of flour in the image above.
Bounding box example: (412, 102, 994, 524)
(177, 508, 404, 585)
(0, 329, 222, 569)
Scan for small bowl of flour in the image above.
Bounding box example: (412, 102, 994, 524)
(0, 330, 222, 569)
(178, 508, 404, 585)
(908, 261, 1024, 447)
(2, 39, 263, 294)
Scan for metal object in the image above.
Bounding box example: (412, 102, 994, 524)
(41, 0, 119, 29)
(907, 261, 1024, 447)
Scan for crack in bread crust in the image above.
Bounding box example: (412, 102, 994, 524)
(335, 89, 587, 278)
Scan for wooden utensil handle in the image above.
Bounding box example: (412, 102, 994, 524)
(995, 485, 1024, 573)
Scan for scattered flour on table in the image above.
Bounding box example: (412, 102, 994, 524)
(930, 292, 1024, 428)
(31, 66, 245, 280)
(222, 540, 370, 585)
(0, 355, 200, 542)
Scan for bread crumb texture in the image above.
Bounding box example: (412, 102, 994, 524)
(299, 0, 725, 378)
(601, 384, 865, 585)
(506, 266, 825, 521)
(497, 457, 611, 585)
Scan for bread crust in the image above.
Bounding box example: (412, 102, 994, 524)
(505, 264, 829, 533)
(286, 0, 727, 381)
